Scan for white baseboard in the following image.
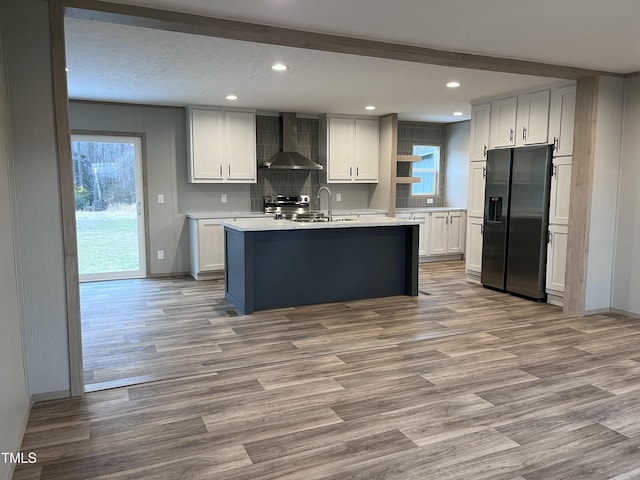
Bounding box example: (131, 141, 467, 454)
(420, 254, 464, 263)
(31, 389, 70, 403)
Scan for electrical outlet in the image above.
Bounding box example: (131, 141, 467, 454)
(336, 193, 342, 202)
(427, 198, 434, 204)
(157, 194, 164, 204)
(157, 250, 164, 260)
(221, 193, 228, 203)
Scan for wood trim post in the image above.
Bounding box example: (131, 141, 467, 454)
(564, 76, 599, 316)
(50, 0, 84, 396)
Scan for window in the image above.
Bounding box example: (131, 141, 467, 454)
(411, 145, 440, 196)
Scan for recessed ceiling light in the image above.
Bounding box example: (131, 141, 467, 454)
(453, 111, 464, 116)
(225, 94, 238, 100)
(271, 63, 288, 71)
(365, 105, 376, 110)
(446, 81, 461, 88)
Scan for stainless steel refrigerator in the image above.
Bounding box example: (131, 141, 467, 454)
(481, 145, 553, 301)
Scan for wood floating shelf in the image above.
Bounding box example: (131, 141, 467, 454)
(396, 155, 423, 163)
(394, 176, 421, 184)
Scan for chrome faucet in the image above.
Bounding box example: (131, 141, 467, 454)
(317, 186, 332, 221)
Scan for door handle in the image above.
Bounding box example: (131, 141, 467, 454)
(509, 128, 514, 142)
(554, 136, 559, 151)
(522, 126, 527, 140)
(219, 165, 222, 176)
(228, 164, 231, 176)
(483, 145, 487, 158)
(547, 230, 552, 244)
(349, 166, 353, 178)
(482, 167, 487, 178)
(356, 166, 359, 177)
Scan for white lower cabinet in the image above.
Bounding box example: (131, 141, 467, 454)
(465, 216, 483, 275)
(396, 210, 466, 261)
(546, 224, 568, 297)
(189, 218, 225, 280)
(411, 213, 429, 257)
(429, 211, 466, 256)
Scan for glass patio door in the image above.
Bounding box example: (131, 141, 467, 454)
(71, 134, 146, 281)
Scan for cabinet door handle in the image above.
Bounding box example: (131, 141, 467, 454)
(228, 164, 231, 176)
(552, 165, 557, 177)
(445, 215, 449, 225)
(350, 166, 353, 178)
(482, 167, 487, 178)
(356, 166, 359, 177)
(547, 230, 552, 245)
(553, 136, 559, 151)
(483, 145, 487, 158)
(509, 128, 514, 142)
(522, 126, 527, 140)
(219, 165, 222, 176)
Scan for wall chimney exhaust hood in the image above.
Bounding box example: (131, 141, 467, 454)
(259, 113, 323, 170)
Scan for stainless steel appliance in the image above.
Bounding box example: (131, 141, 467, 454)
(481, 145, 553, 301)
(259, 113, 324, 170)
(263, 195, 330, 222)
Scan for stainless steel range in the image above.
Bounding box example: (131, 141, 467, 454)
(263, 195, 329, 222)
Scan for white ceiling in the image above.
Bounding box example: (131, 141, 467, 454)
(64, 0, 640, 122)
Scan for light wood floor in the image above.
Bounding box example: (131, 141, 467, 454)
(14, 261, 640, 479)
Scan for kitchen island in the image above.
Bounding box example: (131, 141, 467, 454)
(220, 216, 421, 314)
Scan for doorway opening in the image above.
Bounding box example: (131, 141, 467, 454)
(72, 134, 147, 281)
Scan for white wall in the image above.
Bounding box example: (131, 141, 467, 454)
(4, 0, 70, 397)
(612, 75, 640, 315)
(584, 76, 624, 313)
(445, 121, 470, 208)
(0, 4, 31, 479)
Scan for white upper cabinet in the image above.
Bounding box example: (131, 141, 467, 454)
(354, 119, 379, 181)
(549, 156, 572, 225)
(549, 84, 576, 157)
(187, 107, 256, 183)
(225, 111, 258, 181)
(321, 115, 379, 183)
(467, 160, 486, 218)
(516, 90, 550, 146)
(470, 103, 491, 160)
(489, 96, 518, 148)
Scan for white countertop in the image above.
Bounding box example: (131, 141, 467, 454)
(186, 209, 388, 220)
(395, 207, 467, 213)
(220, 216, 421, 232)
(185, 212, 270, 220)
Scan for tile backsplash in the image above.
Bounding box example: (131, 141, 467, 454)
(251, 115, 321, 211)
(396, 121, 447, 209)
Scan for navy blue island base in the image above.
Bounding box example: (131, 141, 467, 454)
(224, 223, 419, 314)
